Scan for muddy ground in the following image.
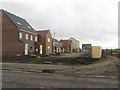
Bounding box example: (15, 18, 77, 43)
(2, 55, 119, 78)
(57, 55, 119, 77)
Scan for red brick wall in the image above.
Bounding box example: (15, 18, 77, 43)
(19, 30, 39, 55)
(45, 31, 52, 55)
(2, 11, 41, 56)
(2, 11, 24, 56)
(38, 31, 52, 55)
(60, 40, 72, 53)
(19, 30, 37, 45)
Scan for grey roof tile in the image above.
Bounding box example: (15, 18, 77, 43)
(2, 9, 36, 34)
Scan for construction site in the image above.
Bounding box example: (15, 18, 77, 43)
(2, 46, 119, 78)
(2, 51, 119, 88)
(2, 44, 119, 88)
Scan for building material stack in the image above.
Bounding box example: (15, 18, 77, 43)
(82, 44, 102, 59)
(82, 44, 92, 57)
(92, 46, 102, 58)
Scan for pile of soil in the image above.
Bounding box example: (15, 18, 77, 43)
(32, 57, 98, 65)
(2, 55, 118, 77)
(60, 55, 119, 77)
(3, 55, 96, 65)
(2, 56, 37, 63)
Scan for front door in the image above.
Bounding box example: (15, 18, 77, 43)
(25, 43, 29, 55)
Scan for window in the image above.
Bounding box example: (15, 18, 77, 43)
(26, 34, 28, 40)
(17, 22, 22, 25)
(35, 36, 37, 41)
(48, 38, 50, 42)
(53, 42, 55, 46)
(30, 35, 33, 40)
(36, 49, 38, 51)
(48, 46, 50, 49)
(30, 46, 33, 50)
(19, 32, 22, 38)
(28, 25, 31, 29)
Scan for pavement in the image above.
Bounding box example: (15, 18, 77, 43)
(1, 62, 119, 88)
(2, 63, 118, 78)
(2, 63, 70, 71)
(2, 70, 118, 88)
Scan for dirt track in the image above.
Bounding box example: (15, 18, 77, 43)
(2, 55, 119, 78)
(58, 55, 118, 77)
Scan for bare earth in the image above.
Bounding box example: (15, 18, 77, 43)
(2, 55, 119, 78)
(2, 55, 119, 88)
(59, 56, 118, 77)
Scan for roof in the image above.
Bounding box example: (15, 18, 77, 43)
(69, 37, 79, 42)
(82, 44, 92, 46)
(60, 39, 72, 43)
(37, 30, 49, 37)
(2, 9, 36, 34)
(53, 38, 62, 47)
(53, 38, 59, 42)
(82, 44, 92, 49)
(60, 40, 72, 47)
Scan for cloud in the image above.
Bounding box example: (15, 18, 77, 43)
(0, 0, 118, 48)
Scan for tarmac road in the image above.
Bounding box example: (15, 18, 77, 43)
(2, 70, 118, 88)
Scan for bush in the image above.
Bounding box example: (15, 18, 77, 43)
(30, 54, 37, 57)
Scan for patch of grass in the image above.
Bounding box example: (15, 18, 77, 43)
(32, 62, 44, 64)
(30, 54, 37, 58)
(114, 48, 120, 52)
(32, 54, 51, 57)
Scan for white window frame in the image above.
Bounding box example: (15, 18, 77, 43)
(19, 32, 22, 38)
(36, 49, 38, 51)
(26, 34, 28, 40)
(35, 36, 37, 41)
(48, 38, 50, 42)
(30, 35, 33, 40)
(53, 42, 55, 46)
(48, 46, 50, 49)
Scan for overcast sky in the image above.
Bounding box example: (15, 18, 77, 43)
(0, 0, 119, 48)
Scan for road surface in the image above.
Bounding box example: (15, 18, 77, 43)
(2, 70, 118, 88)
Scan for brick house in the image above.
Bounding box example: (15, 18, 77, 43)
(52, 38, 62, 54)
(69, 37, 80, 53)
(1, 9, 42, 56)
(60, 40, 72, 53)
(37, 30, 52, 55)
